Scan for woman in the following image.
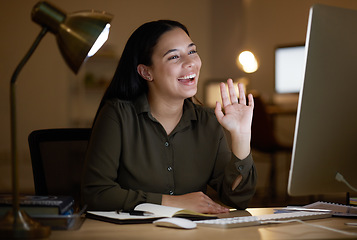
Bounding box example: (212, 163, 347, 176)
(82, 20, 256, 214)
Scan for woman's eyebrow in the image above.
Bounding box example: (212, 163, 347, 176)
(188, 43, 196, 48)
(163, 42, 196, 57)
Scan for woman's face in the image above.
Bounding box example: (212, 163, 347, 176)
(144, 27, 202, 101)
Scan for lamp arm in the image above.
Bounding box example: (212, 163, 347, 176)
(10, 27, 48, 219)
(11, 27, 48, 84)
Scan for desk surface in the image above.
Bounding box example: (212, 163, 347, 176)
(50, 208, 357, 240)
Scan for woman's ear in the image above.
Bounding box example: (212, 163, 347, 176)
(137, 64, 153, 81)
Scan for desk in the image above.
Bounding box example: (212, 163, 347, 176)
(50, 208, 357, 240)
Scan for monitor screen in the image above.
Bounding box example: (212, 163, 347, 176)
(288, 4, 357, 196)
(275, 45, 305, 94)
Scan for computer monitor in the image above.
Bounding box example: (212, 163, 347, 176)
(275, 44, 305, 94)
(288, 4, 357, 196)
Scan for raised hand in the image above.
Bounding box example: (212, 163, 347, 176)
(214, 78, 254, 159)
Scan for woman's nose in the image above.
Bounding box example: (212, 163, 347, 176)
(182, 55, 195, 68)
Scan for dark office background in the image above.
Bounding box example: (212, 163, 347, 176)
(1, 0, 356, 206)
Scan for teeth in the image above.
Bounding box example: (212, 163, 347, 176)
(179, 74, 196, 80)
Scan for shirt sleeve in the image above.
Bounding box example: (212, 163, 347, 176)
(208, 129, 257, 210)
(81, 101, 162, 211)
(222, 153, 257, 209)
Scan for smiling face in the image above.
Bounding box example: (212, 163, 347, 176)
(138, 27, 202, 102)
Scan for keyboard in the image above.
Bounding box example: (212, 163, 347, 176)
(195, 211, 332, 228)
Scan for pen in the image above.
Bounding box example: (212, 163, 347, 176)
(116, 209, 153, 216)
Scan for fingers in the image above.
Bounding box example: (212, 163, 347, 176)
(214, 101, 224, 123)
(170, 191, 229, 214)
(219, 82, 230, 108)
(227, 79, 238, 104)
(247, 93, 254, 108)
(220, 79, 248, 107)
(238, 83, 246, 105)
(205, 200, 229, 214)
(199, 192, 229, 214)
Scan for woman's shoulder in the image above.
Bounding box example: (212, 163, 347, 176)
(196, 105, 215, 114)
(100, 98, 140, 119)
(188, 100, 219, 123)
(107, 98, 133, 106)
(187, 101, 225, 136)
(104, 98, 135, 110)
(104, 95, 150, 115)
(191, 101, 215, 116)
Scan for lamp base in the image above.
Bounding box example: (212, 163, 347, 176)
(0, 209, 51, 239)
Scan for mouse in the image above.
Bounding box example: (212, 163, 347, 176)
(153, 217, 197, 229)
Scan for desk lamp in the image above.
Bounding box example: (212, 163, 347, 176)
(0, 1, 112, 239)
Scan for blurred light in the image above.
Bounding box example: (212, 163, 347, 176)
(237, 50, 259, 73)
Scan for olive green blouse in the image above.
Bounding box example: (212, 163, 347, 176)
(82, 94, 257, 211)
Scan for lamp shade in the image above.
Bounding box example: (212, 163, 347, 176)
(32, 1, 113, 73)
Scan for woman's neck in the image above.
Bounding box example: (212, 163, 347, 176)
(147, 93, 184, 135)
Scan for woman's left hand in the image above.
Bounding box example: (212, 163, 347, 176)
(215, 79, 254, 159)
(215, 79, 254, 135)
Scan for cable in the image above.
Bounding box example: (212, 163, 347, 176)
(335, 172, 357, 192)
(262, 219, 357, 236)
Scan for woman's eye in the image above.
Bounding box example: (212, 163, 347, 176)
(168, 55, 179, 60)
(189, 50, 197, 55)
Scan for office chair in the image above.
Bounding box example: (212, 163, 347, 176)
(251, 93, 292, 201)
(28, 128, 91, 211)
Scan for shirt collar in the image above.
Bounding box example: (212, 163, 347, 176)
(182, 98, 197, 122)
(133, 94, 150, 114)
(133, 94, 198, 123)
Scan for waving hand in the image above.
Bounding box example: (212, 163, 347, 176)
(214, 79, 254, 159)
